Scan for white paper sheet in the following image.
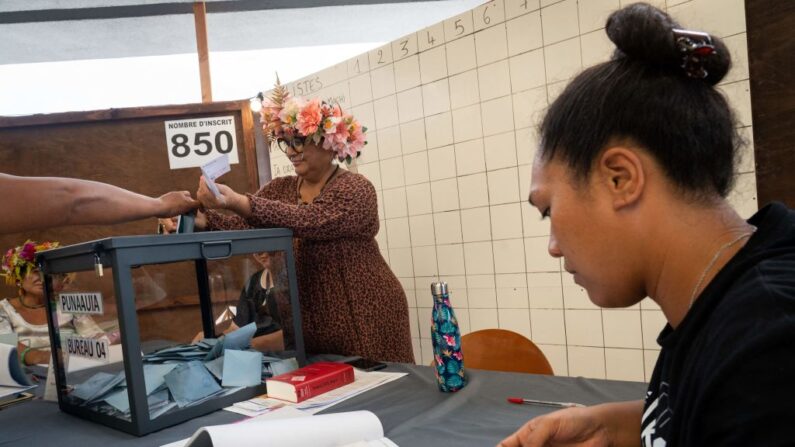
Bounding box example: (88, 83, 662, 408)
(66, 343, 123, 372)
(162, 410, 395, 447)
(200, 154, 230, 198)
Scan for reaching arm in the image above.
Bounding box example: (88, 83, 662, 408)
(198, 174, 378, 240)
(499, 400, 643, 447)
(0, 173, 199, 234)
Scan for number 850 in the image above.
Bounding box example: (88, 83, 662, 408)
(171, 131, 233, 157)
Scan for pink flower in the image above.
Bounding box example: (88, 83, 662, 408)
(334, 117, 351, 141)
(296, 99, 322, 136)
(348, 122, 366, 156)
(443, 334, 456, 346)
(20, 242, 35, 262)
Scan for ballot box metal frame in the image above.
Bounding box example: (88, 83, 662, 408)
(36, 229, 305, 436)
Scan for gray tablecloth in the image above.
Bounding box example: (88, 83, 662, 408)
(0, 364, 647, 446)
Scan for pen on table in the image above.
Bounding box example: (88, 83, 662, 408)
(507, 397, 585, 408)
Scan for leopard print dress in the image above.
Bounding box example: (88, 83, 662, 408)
(205, 171, 415, 363)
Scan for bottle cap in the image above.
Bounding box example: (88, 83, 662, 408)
(431, 282, 448, 296)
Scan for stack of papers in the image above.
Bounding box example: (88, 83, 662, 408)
(63, 323, 300, 420)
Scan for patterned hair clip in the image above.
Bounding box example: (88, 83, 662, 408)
(673, 28, 716, 79)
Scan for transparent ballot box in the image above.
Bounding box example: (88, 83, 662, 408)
(36, 229, 305, 436)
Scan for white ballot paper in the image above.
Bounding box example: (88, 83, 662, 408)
(201, 154, 231, 198)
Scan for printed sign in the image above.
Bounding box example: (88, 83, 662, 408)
(164, 116, 239, 169)
(59, 292, 103, 315)
(66, 336, 110, 363)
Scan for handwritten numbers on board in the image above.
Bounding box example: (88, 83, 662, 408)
(505, 0, 537, 19)
(419, 23, 445, 51)
(455, 19, 466, 35)
(348, 55, 369, 76)
(368, 45, 393, 68)
(444, 11, 473, 41)
(474, 0, 505, 31)
(392, 34, 418, 61)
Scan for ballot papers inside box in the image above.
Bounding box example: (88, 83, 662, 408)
(36, 229, 305, 436)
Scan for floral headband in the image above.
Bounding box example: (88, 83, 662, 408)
(260, 79, 367, 163)
(1, 240, 59, 285)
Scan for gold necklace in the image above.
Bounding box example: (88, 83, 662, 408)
(18, 295, 45, 309)
(689, 226, 757, 309)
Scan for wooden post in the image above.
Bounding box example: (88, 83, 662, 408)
(193, 2, 212, 103)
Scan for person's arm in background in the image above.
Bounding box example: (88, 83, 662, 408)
(498, 400, 643, 447)
(0, 173, 198, 234)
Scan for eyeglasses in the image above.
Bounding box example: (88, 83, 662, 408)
(276, 138, 305, 155)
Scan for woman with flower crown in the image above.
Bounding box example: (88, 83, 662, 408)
(0, 240, 110, 366)
(163, 85, 414, 363)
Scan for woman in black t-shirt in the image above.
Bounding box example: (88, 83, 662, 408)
(500, 3, 795, 447)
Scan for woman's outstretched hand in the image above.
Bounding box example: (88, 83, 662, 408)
(197, 176, 251, 217)
(155, 190, 200, 218)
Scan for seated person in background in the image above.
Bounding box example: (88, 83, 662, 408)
(229, 252, 287, 352)
(0, 240, 111, 366)
(196, 252, 287, 353)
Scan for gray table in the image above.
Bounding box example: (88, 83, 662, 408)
(0, 364, 647, 446)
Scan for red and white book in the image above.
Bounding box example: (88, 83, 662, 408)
(265, 362, 355, 403)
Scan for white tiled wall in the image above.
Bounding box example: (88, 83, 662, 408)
(270, 0, 755, 382)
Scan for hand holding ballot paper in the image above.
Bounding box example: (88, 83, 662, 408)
(158, 154, 231, 234)
(200, 154, 231, 200)
(196, 154, 255, 218)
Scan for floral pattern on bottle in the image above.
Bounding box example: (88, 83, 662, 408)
(431, 282, 466, 392)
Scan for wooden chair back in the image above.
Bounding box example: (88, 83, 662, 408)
(460, 329, 554, 375)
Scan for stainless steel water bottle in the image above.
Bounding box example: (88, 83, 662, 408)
(430, 281, 467, 392)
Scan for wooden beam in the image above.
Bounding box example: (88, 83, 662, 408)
(193, 2, 212, 103)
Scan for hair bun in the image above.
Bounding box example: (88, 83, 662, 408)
(605, 2, 731, 85)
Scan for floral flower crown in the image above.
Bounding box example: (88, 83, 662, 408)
(1, 240, 59, 286)
(260, 79, 367, 164)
